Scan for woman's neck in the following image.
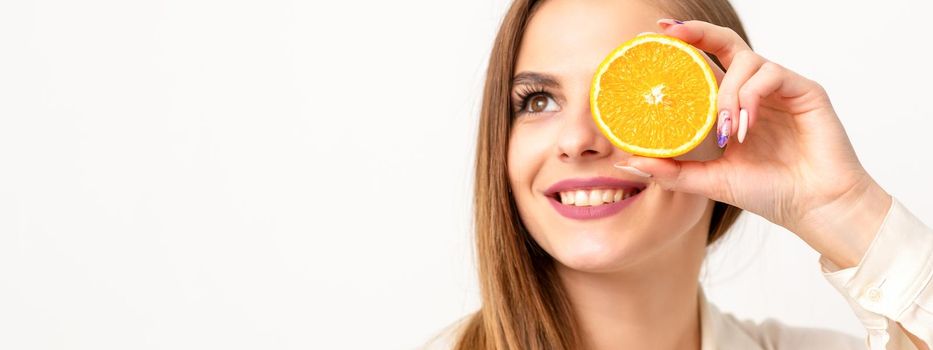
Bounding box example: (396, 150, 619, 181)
(556, 226, 708, 350)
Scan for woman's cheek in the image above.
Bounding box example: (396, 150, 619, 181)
(507, 122, 555, 186)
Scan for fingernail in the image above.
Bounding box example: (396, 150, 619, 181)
(717, 110, 731, 148)
(657, 19, 680, 29)
(613, 163, 652, 178)
(738, 108, 748, 144)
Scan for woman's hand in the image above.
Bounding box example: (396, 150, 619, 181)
(615, 19, 892, 269)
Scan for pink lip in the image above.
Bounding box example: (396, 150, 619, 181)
(545, 177, 648, 220)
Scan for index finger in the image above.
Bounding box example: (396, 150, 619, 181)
(656, 18, 752, 70)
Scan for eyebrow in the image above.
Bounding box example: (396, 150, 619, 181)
(511, 71, 561, 88)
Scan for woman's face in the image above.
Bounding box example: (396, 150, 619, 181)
(508, 0, 722, 273)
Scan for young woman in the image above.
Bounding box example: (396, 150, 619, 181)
(424, 0, 933, 349)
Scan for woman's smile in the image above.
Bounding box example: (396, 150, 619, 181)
(544, 176, 648, 220)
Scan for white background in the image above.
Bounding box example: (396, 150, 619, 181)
(1, 0, 932, 349)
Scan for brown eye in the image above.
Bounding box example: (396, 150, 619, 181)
(526, 94, 557, 113)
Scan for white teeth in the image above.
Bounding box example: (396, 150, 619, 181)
(588, 190, 601, 206)
(560, 191, 574, 205)
(556, 188, 641, 207)
(601, 190, 613, 203)
(574, 190, 588, 206)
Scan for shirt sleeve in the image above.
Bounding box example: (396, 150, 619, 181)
(820, 196, 933, 350)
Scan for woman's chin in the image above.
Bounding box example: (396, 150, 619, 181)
(549, 238, 634, 273)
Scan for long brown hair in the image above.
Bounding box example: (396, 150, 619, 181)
(460, 1, 751, 348)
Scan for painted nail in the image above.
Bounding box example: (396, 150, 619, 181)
(737, 108, 748, 144)
(674, 20, 685, 24)
(613, 163, 652, 178)
(717, 110, 731, 148)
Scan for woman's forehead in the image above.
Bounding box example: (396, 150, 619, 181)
(515, 0, 666, 83)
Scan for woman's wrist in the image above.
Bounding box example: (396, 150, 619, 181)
(792, 176, 892, 269)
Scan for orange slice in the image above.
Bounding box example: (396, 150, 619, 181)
(590, 33, 718, 158)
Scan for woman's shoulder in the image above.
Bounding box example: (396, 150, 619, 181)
(713, 307, 866, 349)
(418, 314, 473, 350)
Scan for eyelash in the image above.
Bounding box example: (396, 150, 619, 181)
(511, 84, 555, 115)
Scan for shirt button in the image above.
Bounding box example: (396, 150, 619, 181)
(867, 288, 883, 303)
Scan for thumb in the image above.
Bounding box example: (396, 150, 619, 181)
(614, 156, 723, 199)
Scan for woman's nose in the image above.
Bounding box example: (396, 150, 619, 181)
(557, 101, 614, 162)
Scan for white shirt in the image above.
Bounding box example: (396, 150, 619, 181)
(421, 197, 933, 349)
